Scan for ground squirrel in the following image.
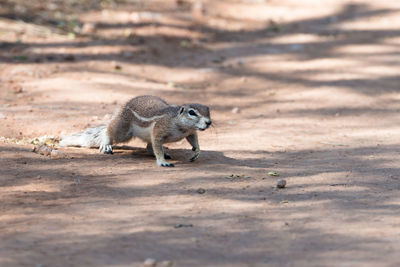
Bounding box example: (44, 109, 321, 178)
(59, 95, 212, 167)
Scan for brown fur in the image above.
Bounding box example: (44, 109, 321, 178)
(106, 95, 212, 167)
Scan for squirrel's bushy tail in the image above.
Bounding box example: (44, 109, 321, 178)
(59, 125, 108, 148)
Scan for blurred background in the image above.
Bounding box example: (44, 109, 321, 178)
(1, 1, 400, 266)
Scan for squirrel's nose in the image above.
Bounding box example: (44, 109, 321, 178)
(206, 121, 212, 126)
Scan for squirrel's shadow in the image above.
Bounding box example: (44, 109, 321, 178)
(112, 145, 271, 169)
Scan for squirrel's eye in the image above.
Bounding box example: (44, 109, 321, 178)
(188, 110, 197, 116)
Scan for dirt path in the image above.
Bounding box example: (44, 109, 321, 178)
(1, 0, 400, 266)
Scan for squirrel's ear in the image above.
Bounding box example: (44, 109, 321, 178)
(179, 106, 185, 114)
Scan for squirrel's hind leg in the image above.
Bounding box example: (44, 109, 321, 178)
(100, 144, 113, 154)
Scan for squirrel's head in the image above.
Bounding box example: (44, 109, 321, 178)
(178, 104, 212, 131)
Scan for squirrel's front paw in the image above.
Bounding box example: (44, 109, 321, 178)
(157, 160, 174, 167)
(161, 163, 174, 167)
(190, 150, 200, 162)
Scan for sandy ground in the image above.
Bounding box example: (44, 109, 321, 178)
(1, 0, 400, 266)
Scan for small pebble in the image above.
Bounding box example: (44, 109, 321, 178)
(13, 86, 24, 94)
(197, 188, 206, 194)
(143, 258, 157, 267)
(35, 145, 52, 156)
(111, 61, 122, 70)
(159, 260, 173, 267)
(0, 113, 6, 119)
(231, 107, 240, 114)
(50, 149, 63, 158)
(277, 179, 286, 188)
(81, 22, 96, 34)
